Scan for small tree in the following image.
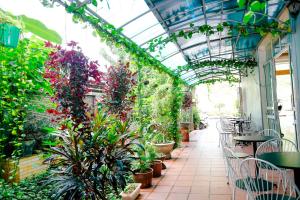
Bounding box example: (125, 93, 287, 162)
(101, 62, 137, 121)
(44, 41, 101, 129)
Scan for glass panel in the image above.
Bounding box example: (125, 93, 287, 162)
(162, 54, 187, 69)
(96, 0, 150, 28)
(123, 12, 160, 38)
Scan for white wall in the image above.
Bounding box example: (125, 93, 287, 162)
(241, 67, 263, 130)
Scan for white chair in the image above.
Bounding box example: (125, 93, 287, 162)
(255, 138, 298, 158)
(240, 158, 300, 200)
(223, 147, 249, 200)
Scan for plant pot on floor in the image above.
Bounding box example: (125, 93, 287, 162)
(22, 140, 36, 157)
(120, 183, 141, 200)
(151, 160, 162, 177)
(153, 142, 175, 160)
(157, 155, 167, 169)
(180, 127, 189, 142)
(133, 168, 153, 189)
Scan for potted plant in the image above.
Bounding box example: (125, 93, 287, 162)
(152, 133, 175, 159)
(132, 148, 153, 189)
(120, 183, 141, 200)
(146, 144, 162, 178)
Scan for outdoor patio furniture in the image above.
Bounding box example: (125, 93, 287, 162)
(223, 147, 271, 200)
(240, 158, 300, 200)
(258, 152, 300, 190)
(255, 138, 298, 158)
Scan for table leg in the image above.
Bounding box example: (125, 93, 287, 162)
(294, 169, 300, 191)
(253, 142, 259, 176)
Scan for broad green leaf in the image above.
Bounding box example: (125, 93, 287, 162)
(250, 1, 261, 12)
(237, 0, 246, 8)
(92, 0, 98, 6)
(19, 15, 62, 44)
(260, 2, 266, 12)
(243, 11, 254, 24)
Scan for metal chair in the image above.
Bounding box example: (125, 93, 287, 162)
(240, 158, 300, 200)
(223, 147, 249, 200)
(255, 138, 298, 158)
(255, 138, 298, 183)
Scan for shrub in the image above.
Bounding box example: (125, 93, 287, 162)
(46, 110, 137, 200)
(101, 62, 137, 121)
(44, 41, 102, 129)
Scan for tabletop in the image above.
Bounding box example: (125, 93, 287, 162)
(233, 135, 274, 142)
(258, 152, 300, 169)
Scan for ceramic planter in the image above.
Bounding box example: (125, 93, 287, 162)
(153, 142, 175, 159)
(22, 140, 36, 157)
(120, 183, 141, 200)
(0, 23, 20, 48)
(133, 168, 153, 189)
(180, 122, 190, 142)
(151, 160, 162, 177)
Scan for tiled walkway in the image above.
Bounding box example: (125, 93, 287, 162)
(139, 120, 247, 200)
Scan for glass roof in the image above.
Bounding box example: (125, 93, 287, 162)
(4, 0, 286, 85)
(91, 0, 285, 84)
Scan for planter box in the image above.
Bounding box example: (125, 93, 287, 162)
(0, 23, 20, 48)
(120, 183, 141, 200)
(0, 154, 48, 182)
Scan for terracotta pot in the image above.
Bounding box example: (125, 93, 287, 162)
(153, 142, 175, 159)
(181, 127, 189, 142)
(151, 160, 162, 177)
(157, 155, 167, 169)
(133, 169, 153, 189)
(120, 183, 141, 200)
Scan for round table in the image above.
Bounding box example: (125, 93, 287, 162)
(234, 135, 275, 155)
(258, 152, 300, 189)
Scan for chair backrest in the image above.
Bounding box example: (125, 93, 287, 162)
(255, 138, 298, 158)
(258, 129, 280, 138)
(223, 147, 242, 185)
(240, 158, 300, 200)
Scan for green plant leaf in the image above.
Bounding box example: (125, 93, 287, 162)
(250, 1, 261, 12)
(19, 15, 62, 44)
(237, 0, 246, 8)
(243, 11, 254, 24)
(92, 0, 98, 6)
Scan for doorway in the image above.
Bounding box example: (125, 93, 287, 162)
(274, 50, 297, 143)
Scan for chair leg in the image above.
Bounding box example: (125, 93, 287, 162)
(232, 187, 236, 200)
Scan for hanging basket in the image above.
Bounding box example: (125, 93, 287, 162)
(0, 23, 20, 48)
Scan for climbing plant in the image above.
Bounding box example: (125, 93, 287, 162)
(148, 21, 290, 53)
(0, 38, 51, 160)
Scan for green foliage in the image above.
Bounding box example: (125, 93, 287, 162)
(46, 110, 137, 200)
(169, 78, 184, 148)
(193, 107, 201, 127)
(132, 144, 156, 173)
(0, 38, 51, 160)
(148, 21, 290, 53)
(0, 172, 52, 199)
(177, 59, 257, 84)
(20, 15, 62, 44)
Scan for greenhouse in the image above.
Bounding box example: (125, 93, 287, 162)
(1, 0, 300, 199)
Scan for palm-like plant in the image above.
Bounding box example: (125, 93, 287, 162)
(46, 111, 138, 200)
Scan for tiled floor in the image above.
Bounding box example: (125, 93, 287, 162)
(138, 120, 248, 200)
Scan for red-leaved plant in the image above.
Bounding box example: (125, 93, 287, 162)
(44, 41, 102, 129)
(182, 92, 193, 109)
(101, 62, 137, 121)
